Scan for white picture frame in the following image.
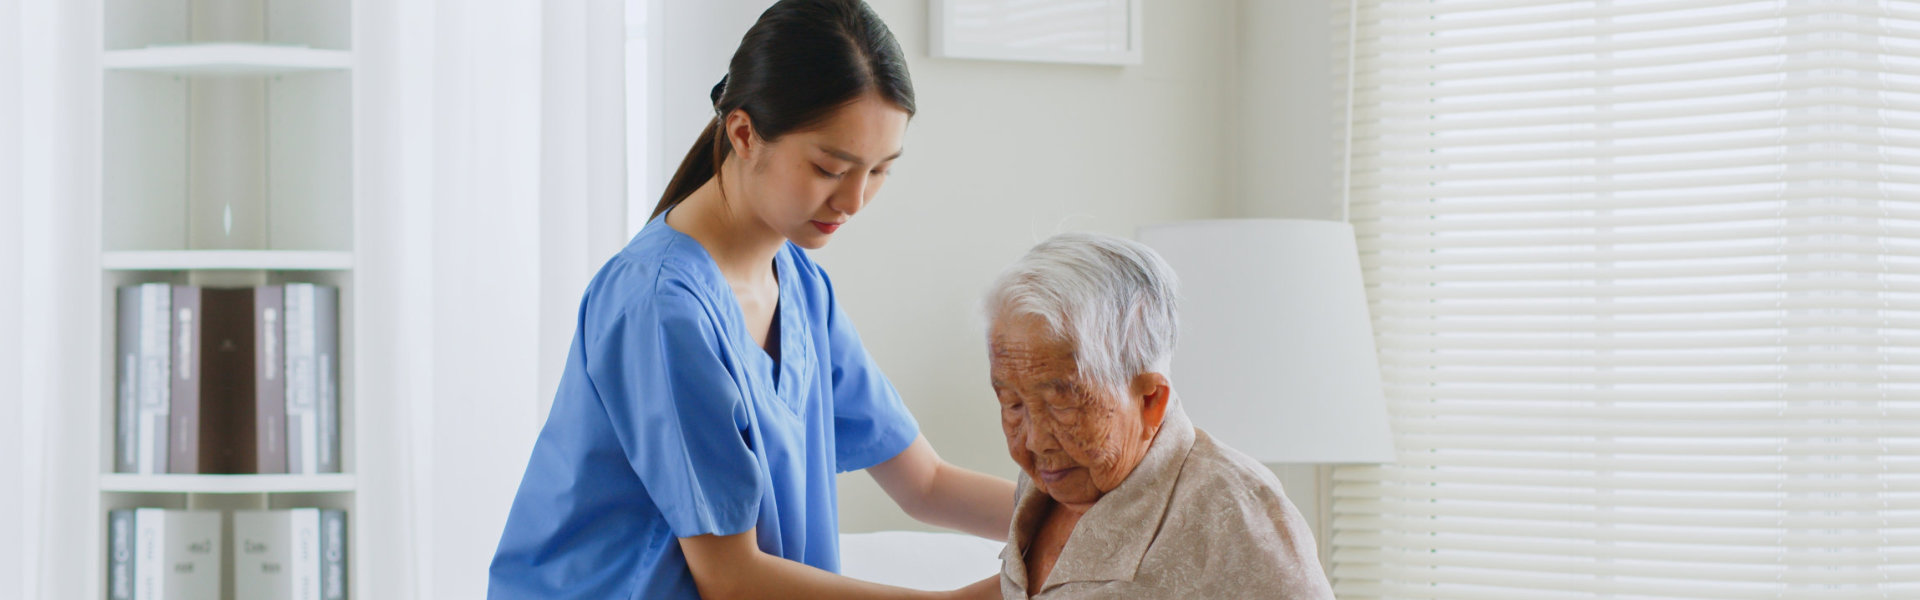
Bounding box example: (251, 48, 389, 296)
(929, 0, 1143, 66)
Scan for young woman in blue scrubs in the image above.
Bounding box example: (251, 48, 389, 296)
(488, 1, 1014, 598)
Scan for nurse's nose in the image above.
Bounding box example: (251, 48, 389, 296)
(828, 173, 868, 216)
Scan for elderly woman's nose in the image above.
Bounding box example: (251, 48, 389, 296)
(1024, 411, 1062, 452)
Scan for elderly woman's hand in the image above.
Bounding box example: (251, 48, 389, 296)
(942, 575, 1001, 600)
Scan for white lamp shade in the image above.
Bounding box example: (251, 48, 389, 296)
(1138, 219, 1395, 464)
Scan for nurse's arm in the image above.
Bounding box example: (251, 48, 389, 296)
(679, 530, 979, 600)
(868, 435, 1018, 542)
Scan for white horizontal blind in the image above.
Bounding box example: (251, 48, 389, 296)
(1332, 1, 1920, 598)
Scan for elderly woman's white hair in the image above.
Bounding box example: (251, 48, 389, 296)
(985, 232, 1181, 393)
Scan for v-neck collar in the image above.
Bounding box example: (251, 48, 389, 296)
(654, 210, 802, 395)
(753, 251, 800, 394)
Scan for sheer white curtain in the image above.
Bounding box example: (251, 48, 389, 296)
(1334, 1, 1920, 598)
(356, 1, 627, 597)
(2, 0, 29, 597)
(6, 0, 97, 597)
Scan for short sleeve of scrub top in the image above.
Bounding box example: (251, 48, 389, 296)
(487, 221, 921, 600)
(799, 253, 923, 473)
(602, 280, 766, 536)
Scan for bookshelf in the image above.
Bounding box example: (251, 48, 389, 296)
(94, 1, 362, 599)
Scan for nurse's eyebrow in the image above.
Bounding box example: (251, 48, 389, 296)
(820, 144, 904, 166)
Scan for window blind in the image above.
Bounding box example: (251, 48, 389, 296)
(1331, 1, 1920, 598)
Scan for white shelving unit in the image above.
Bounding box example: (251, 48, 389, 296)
(102, 43, 351, 75)
(101, 250, 355, 271)
(93, 1, 364, 599)
(99, 474, 357, 495)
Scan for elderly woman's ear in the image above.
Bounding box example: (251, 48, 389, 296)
(1130, 372, 1173, 439)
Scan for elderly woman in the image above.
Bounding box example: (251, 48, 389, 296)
(983, 233, 1336, 599)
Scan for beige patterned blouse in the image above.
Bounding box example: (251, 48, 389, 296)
(998, 404, 1337, 599)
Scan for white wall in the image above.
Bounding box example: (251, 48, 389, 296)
(646, 0, 774, 208)
(1233, 0, 1340, 221)
(805, 0, 1244, 532)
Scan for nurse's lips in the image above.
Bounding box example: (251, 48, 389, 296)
(811, 220, 843, 234)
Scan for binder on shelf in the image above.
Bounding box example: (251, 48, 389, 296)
(322, 509, 348, 600)
(115, 508, 222, 600)
(114, 287, 141, 474)
(201, 287, 260, 473)
(256, 285, 288, 474)
(285, 283, 340, 475)
(235, 508, 348, 600)
(139, 285, 172, 474)
(286, 285, 313, 474)
(316, 286, 339, 474)
(116, 283, 173, 474)
(167, 286, 198, 474)
(107, 509, 134, 600)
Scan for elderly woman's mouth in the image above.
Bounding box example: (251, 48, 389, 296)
(1039, 467, 1079, 484)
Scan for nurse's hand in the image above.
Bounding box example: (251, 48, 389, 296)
(942, 575, 1002, 600)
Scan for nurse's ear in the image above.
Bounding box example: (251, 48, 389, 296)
(721, 108, 764, 164)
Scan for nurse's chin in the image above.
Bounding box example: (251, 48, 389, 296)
(789, 230, 836, 250)
(789, 236, 833, 251)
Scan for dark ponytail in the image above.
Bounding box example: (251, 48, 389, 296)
(651, 0, 916, 221)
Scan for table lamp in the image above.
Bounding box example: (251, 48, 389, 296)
(1137, 219, 1395, 464)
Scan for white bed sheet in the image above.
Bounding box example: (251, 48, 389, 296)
(838, 530, 1006, 591)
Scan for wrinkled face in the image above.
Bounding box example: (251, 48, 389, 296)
(731, 92, 908, 250)
(990, 313, 1156, 512)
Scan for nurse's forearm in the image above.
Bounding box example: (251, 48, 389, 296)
(680, 530, 960, 600)
(916, 461, 1016, 541)
(869, 437, 1018, 542)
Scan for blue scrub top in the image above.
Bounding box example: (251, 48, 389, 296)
(488, 214, 921, 599)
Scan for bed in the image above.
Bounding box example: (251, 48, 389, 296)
(838, 530, 1007, 591)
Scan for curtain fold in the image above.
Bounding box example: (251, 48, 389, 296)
(11, 0, 99, 597)
(2, 0, 31, 596)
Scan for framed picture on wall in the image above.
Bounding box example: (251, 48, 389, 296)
(929, 0, 1143, 66)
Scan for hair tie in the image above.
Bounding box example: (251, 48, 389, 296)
(710, 74, 729, 108)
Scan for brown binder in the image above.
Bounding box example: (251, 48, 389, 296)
(197, 287, 259, 473)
